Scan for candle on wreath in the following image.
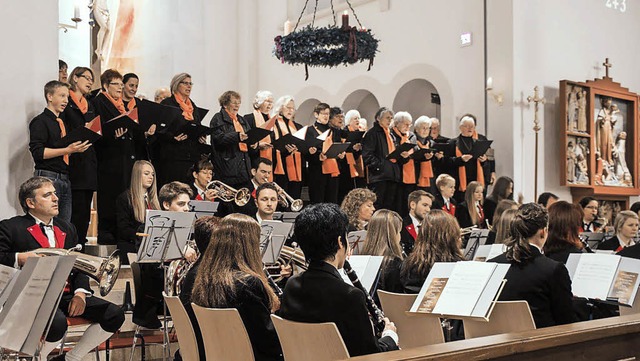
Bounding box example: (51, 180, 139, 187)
(342, 10, 349, 30)
(284, 19, 293, 36)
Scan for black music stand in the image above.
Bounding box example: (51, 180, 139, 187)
(464, 229, 491, 260)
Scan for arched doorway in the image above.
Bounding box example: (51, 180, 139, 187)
(392, 79, 440, 121)
(341, 90, 380, 129)
(295, 98, 321, 126)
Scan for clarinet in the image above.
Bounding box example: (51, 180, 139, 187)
(264, 268, 284, 298)
(579, 234, 595, 253)
(343, 260, 386, 337)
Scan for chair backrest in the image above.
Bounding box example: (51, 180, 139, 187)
(619, 287, 640, 316)
(129, 260, 143, 307)
(377, 290, 445, 347)
(271, 315, 349, 361)
(191, 304, 255, 361)
(127, 252, 138, 265)
(164, 295, 199, 361)
(463, 301, 536, 339)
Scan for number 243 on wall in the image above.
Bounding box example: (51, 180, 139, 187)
(606, 0, 627, 13)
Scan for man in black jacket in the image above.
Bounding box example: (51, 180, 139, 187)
(279, 203, 399, 357)
(400, 190, 434, 255)
(0, 177, 124, 360)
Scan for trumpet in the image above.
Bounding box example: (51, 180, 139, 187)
(268, 178, 304, 212)
(206, 180, 251, 206)
(32, 245, 121, 296)
(461, 225, 479, 236)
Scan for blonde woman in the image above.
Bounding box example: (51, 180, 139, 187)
(361, 210, 404, 295)
(493, 208, 517, 244)
(455, 181, 485, 228)
(115, 160, 160, 259)
(599, 210, 640, 252)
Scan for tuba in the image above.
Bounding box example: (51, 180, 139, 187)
(33, 245, 120, 296)
(206, 180, 251, 206)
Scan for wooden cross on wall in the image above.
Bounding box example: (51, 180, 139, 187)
(603, 58, 612, 78)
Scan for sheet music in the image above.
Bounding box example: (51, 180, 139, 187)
(416, 278, 449, 313)
(0, 265, 18, 296)
(0, 257, 57, 352)
(260, 220, 292, 264)
(609, 257, 640, 306)
(347, 230, 367, 255)
(138, 210, 196, 262)
(340, 256, 383, 293)
(410, 262, 456, 312)
(569, 253, 620, 300)
(431, 261, 497, 316)
(473, 244, 505, 262)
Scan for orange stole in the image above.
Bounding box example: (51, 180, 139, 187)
(273, 118, 302, 182)
(56, 117, 69, 165)
(101, 91, 126, 114)
(253, 110, 273, 161)
(229, 112, 248, 152)
(393, 128, 416, 184)
(416, 141, 433, 187)
(346, 125, 364, 178)
(175, 93, 194, 120)
(321, 130, 340, 177)
(455, 147, 484, 192)
(69, 91, 88, 114)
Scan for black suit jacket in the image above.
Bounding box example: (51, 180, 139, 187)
(432, 193, 457, 214)
(618, 243, 640, 258)
(400, 216, 417, 255)
(545, 244, 583, 264)
(278, 261, 398, 357)
(62, 100, 98, 190)
(598, 236, 621, 251)
(489, 247, 577, 328)
(28, 108, 69, 174)
(361, 122, 401, 184)
(0, 214, 90, 292)
(210, 108, 252, 186)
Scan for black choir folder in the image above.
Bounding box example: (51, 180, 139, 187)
(323, 142, 351, 158)
(55, 115, 102, 147)
(242, 127, 272, 145)
(566, 253, 640, 307)
(469, 140, 493, 158)
(408, 261, 509, 320)
(386, 142, 415, 161)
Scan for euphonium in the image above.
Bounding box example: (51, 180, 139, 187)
(165, 240, 200, 296)
(206, 180, 251, 206)
(32, 245, 120, 296)
(272, 181, 304, 212)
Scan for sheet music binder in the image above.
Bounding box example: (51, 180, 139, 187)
(137, 210, 195, 263)
(463, 229, 491, 260)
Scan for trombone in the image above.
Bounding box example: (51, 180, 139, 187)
(206, 180, 251, 206)
(268, 178, 304, 212)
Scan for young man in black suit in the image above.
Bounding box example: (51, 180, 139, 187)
(400, 190, 434, 255)
(279, 203, 399, 357)
(254, 182, 279, 224)
(29, 80, 91, 222)
(238, 157, 273, 217)
(0, 177, 124, 360)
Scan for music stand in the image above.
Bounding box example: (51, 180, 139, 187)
(581, 232, 606, 250)
(272, 211, 300, 223)
(464, 229, 491, 260)
(188, 200, 220, 218)
(260, 221, 293, 265)
(347, 230, 367, 255)
(136, 210, 196, 360)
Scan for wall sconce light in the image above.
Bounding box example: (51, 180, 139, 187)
(486, 77, 504, 106)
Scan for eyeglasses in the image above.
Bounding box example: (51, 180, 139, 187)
(229, 101, 241, 106)
(79, 75, 94, 82)
(585, 206, 599, 210)
(109, 82, 124, 87)
(180, 81, 194, 86)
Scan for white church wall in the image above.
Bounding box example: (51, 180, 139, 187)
(0, 1, 59, 217)
(505, 0, 640, 203)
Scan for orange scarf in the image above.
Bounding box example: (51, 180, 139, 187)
(273, 117, 302, 182)
(321, 130, 340, 177)
(125, 97, 136, 111)
(101, 91, 126, 114)
(346, 125, 365, 178)
(253, 110, 273, 161)
(393, 128, 416, 184)
(69, 91, 88, 114)
(56, 118, 69, 165)
(416, 141, 434, 187)
(175, 93, 194, 121)
(229, 111, 248, 152)
(456, 146, 485, 192)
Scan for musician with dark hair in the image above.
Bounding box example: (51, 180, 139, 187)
(0, 177, 124, 360)
(279, 203, 399, 357)
(489, 203, 577, 328)
(254, 182, 279, 223)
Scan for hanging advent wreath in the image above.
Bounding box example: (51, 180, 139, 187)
(274, 0, 380, 80)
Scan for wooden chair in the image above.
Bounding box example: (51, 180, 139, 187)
(619, 287, 640, 316)
(271, 315, 349, 361)
(191, 304, 255, 360)
(463, 300, 536, 339)
(164, 295, 199, 361)
(377, 290, 445, 348)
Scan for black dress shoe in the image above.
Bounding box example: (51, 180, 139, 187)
(132, 316, 162, 329)
(48, 353, 66, 361)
